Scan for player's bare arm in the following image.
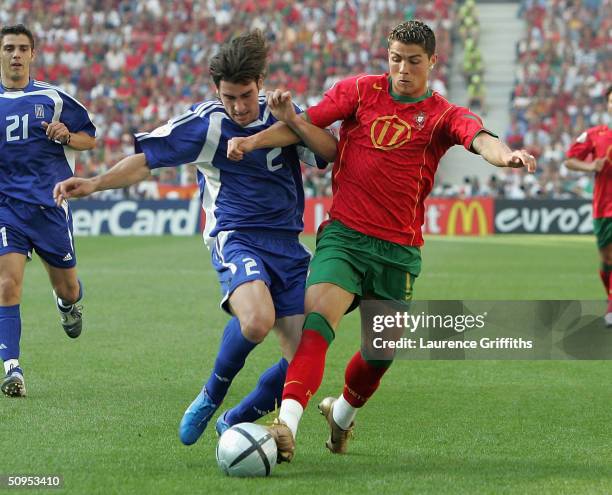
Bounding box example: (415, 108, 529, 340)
(42, 121, 96, 150)
(565, 157, 605, 173)
(53, 153, 151, 206)
(227, 118, 337, 163)
(227, 123, 299, 161)
(472, 131, 537, 172)
(227, 92, 337, 163)
(266, 89, 337, 163)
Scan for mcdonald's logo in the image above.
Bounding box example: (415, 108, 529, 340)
(447, 201, 490, 235)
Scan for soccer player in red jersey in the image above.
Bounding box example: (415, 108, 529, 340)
(228, 20, 536, 463)
(566, 85, 612, 327)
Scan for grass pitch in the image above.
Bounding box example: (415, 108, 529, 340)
(2, 234, 611, 494)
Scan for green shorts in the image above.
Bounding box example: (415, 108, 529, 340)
(306, 220, 422, 312)
(593, 217, 612, 249)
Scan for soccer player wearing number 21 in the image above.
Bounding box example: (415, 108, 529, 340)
(566, 85, 612, 327)
(54, 31, 336, 443)
(0, 25, 96, 397)
(228, 20, 537, 463)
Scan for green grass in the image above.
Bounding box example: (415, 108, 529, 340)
(2, 235, 611, 494)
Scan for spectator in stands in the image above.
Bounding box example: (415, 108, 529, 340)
(467, 74, 486, 114)
(462, 40, 484, 85)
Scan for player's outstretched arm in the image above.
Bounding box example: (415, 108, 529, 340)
(53, 153, 151, 206)
(565, 157, 604, 173)
(267, 89, 337, 163)
(472, 132, 537, 172)
(227, 91, 337, 163)
(227, 122, 301, 161)
(42, 121, 96, 151)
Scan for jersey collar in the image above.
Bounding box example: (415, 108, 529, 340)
(387, 76, 432, 103)
(0, 79, 34, 93)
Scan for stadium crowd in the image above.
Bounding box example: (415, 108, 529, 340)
(505, 0, 611, 200)
(2, 0, 453, 198)
(2, 0, 609, 200)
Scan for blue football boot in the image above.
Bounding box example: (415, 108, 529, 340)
(215, 410, 231, 437)
(179, 388, 219, 445)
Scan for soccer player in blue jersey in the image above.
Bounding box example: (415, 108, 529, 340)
(54, 31, 337, 444)
(0, 25, 96, 398)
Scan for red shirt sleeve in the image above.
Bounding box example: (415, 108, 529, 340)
(443, 105, 496, 152)
(306, 76, 360, 128)
(566, 129, 594, 160)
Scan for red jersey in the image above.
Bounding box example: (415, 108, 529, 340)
(307, 74, 491, 246)
(566, 125, 612, 219)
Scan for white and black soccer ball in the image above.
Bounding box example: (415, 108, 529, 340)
(216, 422, 278, 477)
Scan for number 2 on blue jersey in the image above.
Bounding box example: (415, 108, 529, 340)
(266, 148, 283, 172)
(242, 257, 260, 276)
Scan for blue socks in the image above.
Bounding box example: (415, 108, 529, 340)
(203, 317, 289, 424)
(0, 305, 21, 366)
(204, 317, 256, 404)
(226, 358, 288, 425)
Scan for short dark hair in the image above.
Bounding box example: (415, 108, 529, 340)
(0, 24, 35, 50)
(209, 30, 268, 87)
(606, 85, 612, 101)
(388, 20, 435, 57)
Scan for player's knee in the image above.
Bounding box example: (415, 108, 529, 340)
(0, 275, 22, 303)
(305, 299, 343, 330)
(239, 312, 275, 343)
(304, 284, 354, 329)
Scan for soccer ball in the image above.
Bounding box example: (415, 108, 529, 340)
(216, 422, 278, 477)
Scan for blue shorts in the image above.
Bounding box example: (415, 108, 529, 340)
(211, 230, 311, 318)
(0, 196, 76, 268)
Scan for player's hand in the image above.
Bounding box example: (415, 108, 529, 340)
(592, 158, 606, 172)
(53, 177, 96, 206)
(266, 89, 298, 124)
(227, 136, 254, 161)
(504, 149, 537, 173)
(42, 121, 71, 145)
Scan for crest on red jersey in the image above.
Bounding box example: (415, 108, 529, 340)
(414, 111, 427, 130)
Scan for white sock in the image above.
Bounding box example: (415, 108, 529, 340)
(4, 359, 19, 374)
(278, 399, 303, 438)
(332, 394, 357, 430)
(57, 297, 72, 311)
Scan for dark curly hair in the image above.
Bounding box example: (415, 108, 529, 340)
(387, 20, 436, 57)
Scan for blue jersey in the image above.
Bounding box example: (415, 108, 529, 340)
(0, 79, 96, 207)
(135, 97, 325, 246)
